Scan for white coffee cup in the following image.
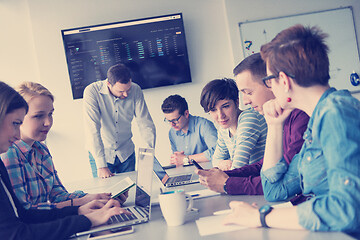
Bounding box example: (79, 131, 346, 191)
(159, 189, 194, 226)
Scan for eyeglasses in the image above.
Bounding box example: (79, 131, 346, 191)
(262, 75, 277, 88)
(164, 115, 182, 124)
(262, 72, 295, 88)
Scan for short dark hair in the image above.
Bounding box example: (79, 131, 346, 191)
(0, 81, 28, 125)
(260, 24, 330, 87)
(233, 53, 266, 83)
(161, 94, 188, 115)
(200, 78, 238, 113)
(107, 63, 132, 85)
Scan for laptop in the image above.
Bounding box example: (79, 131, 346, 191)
(153, 156, 199, 187)
(72, 147, 155, 238)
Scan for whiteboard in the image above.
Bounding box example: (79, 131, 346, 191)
(239, 7, 360, 92)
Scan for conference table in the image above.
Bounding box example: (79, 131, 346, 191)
(66, 163, 355, 240)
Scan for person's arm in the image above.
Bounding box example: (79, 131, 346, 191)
(211, 131, 230, 168)
(282, 109, 309, 164)
(83, 84, 108, 171)
(168, 130, 177, 153)
(295, 101, 360, 232)
(32, 143, 87, 206)
(170, 151, 209, 166)
(1, 147, 58, 209)
(196, 167, 264, 195)
(231, 110, 266, 169)
(199, 119, 218, 161)
(14, 207, 92, 240)
(224, 159, 262, 177)
(0, 159, 91, 240)
(134, 86, 156, 148)
(261, 100, 292, 171)
(51, 173, 86, 207)
(223, 201, 304, 230)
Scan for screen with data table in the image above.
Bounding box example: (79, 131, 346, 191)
(62, 13, 192, 99)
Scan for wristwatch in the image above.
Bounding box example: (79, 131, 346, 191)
(183, 156, 190, 165)
(259, 205, 273, 228)
(223, 180, 229, 194)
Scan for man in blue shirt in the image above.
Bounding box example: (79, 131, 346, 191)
(161, 95, 217, 166)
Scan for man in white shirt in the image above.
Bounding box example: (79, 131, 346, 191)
(83, 63, 156, 178)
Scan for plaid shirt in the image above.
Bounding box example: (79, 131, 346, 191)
(0, 140, 86, 209)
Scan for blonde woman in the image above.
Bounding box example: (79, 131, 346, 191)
(0, 81, 127, 239)
(1, 82, 112, 209)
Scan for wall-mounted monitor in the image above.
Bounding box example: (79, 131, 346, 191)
(61, 13, 192, 99)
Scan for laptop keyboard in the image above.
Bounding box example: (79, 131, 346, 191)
(107, 208, 138, 224)
(167, 174, 192, 184)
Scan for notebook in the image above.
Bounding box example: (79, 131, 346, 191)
(153, 156, 199, 187)
(72, 147, 155, 238)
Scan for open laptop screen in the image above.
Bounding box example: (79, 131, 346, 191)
(136, 148, 154, 208)
(153, 157, 170, 184)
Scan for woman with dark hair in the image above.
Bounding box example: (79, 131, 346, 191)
(224, 25, 360, 235)
(0, 81, 127, 240)
(200, 78, 267, 170)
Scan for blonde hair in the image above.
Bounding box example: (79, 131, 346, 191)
(16, 82, 54, 103)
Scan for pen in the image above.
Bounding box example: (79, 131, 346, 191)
(213, 209, 232, 215)
(191, 194, 200, 197)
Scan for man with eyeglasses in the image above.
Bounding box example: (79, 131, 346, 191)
(83, 63, 156, 178)
(161, 94, 217, 167)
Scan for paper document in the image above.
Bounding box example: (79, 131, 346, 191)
(212, 201, 293, 216)
(187, 188, 221, 199)
(272, 201, 292, 208)
(196, 201, 293, 236)
(196, 214, 248, 236)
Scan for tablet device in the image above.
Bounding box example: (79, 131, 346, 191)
(88, 226, 134, 239)
(104, 177, 135, 199)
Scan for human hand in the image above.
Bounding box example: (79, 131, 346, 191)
(78, 199, 111, 215)
(81, 199, 130, 227)
(223, 201, 261, 228)
(98, 167, 114, 178)
(217, 160, 232, 171)
(114, 190, 129, 206)
(195, 168, 229, 193)
(262, 99, 293, 126)
(170, 151, 186, 166)
(77, 193, 112, 206)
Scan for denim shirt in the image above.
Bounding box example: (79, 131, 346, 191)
(261, 88, 360, 232)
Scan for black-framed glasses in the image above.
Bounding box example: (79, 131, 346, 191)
(262, 72, 295, 88)
(262, 75, 276, 88)
(164, 115, 182, 124)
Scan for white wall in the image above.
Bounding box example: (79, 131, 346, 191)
(223, 0, 360, 105)
(0, 0, 39, 87)
(1, 0, 360, 184)
(17, 0, 233, 183)
(224, 0, 360, 66)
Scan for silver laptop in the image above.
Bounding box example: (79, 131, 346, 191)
(72, 147, 154, 238)
(153, 156, 199, 187)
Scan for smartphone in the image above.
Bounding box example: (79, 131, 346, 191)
(89, 226, 134, 239)
(191, 159, 203, 170)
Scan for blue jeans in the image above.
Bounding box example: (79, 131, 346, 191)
(89, 152, 136, 178)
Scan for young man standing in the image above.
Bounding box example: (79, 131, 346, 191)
(161, 94, 217, 166)
(83, 63, 156, 178)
